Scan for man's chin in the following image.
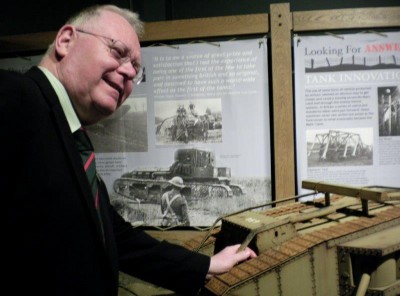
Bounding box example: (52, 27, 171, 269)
(91, 105, 117, 123)
(98, 99, 119, 113)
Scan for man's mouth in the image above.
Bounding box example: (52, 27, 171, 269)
(104, 79, 123, 103)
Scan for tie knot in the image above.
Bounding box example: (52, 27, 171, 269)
(73, 127, 93, 152)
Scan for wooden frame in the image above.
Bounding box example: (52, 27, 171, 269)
(1, 5, 399, 204)
(142, 14, 268, 42)
(293, 7, 400, 31)
(0, 14, 268, 54)
(270, 3, 295, 201)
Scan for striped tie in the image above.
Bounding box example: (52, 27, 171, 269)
(73, 127, 99, 208)
(73, 127, 104, 240)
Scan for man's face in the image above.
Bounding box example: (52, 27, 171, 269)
(57, 11, 141, 125)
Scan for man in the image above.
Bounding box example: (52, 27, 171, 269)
(161, 176, 190, 226)
(0, 4, 256, 296)
(173, 105, 189, 142)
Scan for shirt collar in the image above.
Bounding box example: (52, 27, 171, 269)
(38, 66, 81, 133)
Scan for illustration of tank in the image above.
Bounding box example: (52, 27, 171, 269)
(113, 148, 245, 203)
(308, 130, 373, 162)
(173, 180, 400, 296)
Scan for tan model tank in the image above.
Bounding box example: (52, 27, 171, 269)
(182, 180, 400, 296)
(118, 180, 400, 296)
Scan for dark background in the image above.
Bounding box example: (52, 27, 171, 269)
(0, 0, 399, 37)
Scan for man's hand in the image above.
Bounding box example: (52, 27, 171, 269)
(207, 244, 257, 279)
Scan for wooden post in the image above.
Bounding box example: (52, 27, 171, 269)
(270, 3, 296, 200)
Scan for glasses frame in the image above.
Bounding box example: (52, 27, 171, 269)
(76, 28, 143, 85)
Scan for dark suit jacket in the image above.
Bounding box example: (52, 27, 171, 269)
(0, 67, 209, 296)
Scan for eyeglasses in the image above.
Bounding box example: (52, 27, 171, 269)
(76, 28, 143, 85)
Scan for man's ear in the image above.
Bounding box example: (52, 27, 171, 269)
(54, 25, 75, 59)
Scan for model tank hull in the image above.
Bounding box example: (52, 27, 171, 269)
(182, 180, 400, 296)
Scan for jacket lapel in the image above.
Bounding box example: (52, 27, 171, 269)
(25, 67, 106, 245)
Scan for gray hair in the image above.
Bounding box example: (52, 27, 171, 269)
(67, 5, 144, 37)
(44, 5, 143, 54)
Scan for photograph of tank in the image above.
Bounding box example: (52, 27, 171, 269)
(378, 86, 400, 137)
(110, 147, 271, 226)
(87, 97, 148, 152)
(307, 128, 373, 167)
(155, 98, 222, 145)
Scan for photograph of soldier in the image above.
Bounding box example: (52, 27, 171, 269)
(161, 176, 190, 227)
(378, 86, 400, 137)
(172, 105, 189, 143)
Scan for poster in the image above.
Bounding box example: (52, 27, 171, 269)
(0, 39, 272, 227)
(294, 32, 400, 196)
(88, 38, 272, 226)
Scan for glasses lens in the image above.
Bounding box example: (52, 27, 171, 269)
(109, 40, 130, 62)
(133, 66, 144, 85)
(102, 37, 142, 85)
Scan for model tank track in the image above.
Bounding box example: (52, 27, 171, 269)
(183, 198, 400, 295)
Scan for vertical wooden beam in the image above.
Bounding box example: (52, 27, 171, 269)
(270, 3, 295, 200)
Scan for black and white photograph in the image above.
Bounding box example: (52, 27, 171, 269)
(305, 53, 400, 73)
(154, 98, 222, 145)
(378, 86, 400, 137)
(109, 146, 271, 226)
(307, 128, 373, 167)
(87, 97, 148, 152)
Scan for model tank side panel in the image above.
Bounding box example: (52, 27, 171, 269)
(231, 272, 280, 296)
(280, 253, 314, 296)
(313, 244, 340, 296)
(257, 272, 280, 296)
